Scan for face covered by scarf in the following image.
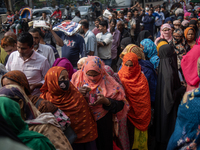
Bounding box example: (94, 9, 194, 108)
(118, 52, 151, 131)
(160, 23, 173, 41)
(71, 56, 129, 121)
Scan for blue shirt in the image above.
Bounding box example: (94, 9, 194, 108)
(56, 32, 86, 67)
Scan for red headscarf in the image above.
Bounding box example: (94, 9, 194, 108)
(71, 56, 129, 121)
(118, 53, 151, 131)
(181, 45, 200, 92)
(40, 66, 98, 143)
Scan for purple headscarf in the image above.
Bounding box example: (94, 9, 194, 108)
(52, 58, 77, 79)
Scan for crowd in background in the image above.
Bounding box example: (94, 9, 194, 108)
(0, 1, 200, 150)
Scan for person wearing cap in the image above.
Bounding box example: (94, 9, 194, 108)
(50, 6, 62, 19)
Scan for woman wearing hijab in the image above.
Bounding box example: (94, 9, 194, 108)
(155, 44, 186, 150)
(104, 65, 129, 150)
(0, 85, 73, 150)
(136, 30, 153, 46)
(167, 57, 200, 150)
(140, 39, 160, 70)
(184, 27, 196, 50)
(1, 70, 70, 130)
(181, 45, 200, 92)
(189, 20, 199, 39)
(156, 39, 169, 57)
(118, 52, 151, 150)
(52, 58, 76, 80)
(173, 20, 181, 29)
(181, 20, 189, 29)
(170, 28, 188, 69)
(120, 44, 157, 104)
(155, 23, 173, 45)
(164, 17, 173, 24)
(0, 97, 56, 150)
(77, 57, 87, 70)
(40, 66, 98, 150)
(71, 56, 129, 150)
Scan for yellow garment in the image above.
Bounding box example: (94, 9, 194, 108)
(156, 41, 168, 57)
(132, 128, 148, 150)
(0, 47, 8, 64)
(120, 44, 145, 60)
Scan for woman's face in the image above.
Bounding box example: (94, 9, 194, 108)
(59, 70, 69, 81)
(162, 27, 170, 33)
(173, 32, 181, 40)
(174, 23, 181, 29)
(167, 21, 172, 24)
(125, 60, 133, 67)
(189, 24, 196, 29)
(2, 77, 19, 87)
(187, 29, 195, 41)
(86, 70, 100, 77)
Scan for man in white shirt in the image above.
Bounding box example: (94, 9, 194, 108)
(6, 32, 50, 96)
(96, 20, 113, 66)
(79, 19, 97, 56)
(29, 28, 55, 66)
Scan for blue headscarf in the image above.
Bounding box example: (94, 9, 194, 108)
(164, 17, 173, 24)
(140, 39, 160, 69)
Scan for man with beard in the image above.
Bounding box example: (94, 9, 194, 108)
(80, 20, 97, 56)
(29, 28, 55, 67)
(108, 19, 121, 71)
(6, 32, 50, 96)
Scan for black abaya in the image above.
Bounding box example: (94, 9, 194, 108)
(154, 44, 186, 150)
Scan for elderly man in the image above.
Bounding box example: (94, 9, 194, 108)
(117, 21, 130, 41)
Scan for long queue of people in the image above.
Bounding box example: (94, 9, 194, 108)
(0, 2, 200, 150)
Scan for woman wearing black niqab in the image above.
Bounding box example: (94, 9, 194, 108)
(154, 44, 186, 150)
(136, 30, 154, 46)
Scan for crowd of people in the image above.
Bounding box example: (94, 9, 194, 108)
(0, 1, 200, 150)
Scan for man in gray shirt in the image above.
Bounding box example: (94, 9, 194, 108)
(72, 10, 81, 23)
(79, 20, 97, 56)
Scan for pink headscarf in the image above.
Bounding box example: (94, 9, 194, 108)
(181, 20, 189, 26)
(52, 58, 77, 80)
(184, 12, 191, 20)
(181, 45, 200, 92)
(155, 23, 172, 45)
(71, 56, 129, 121)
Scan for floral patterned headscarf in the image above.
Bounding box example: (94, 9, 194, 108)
(71, 56, 129, 121)
(140, 39, 160, 69)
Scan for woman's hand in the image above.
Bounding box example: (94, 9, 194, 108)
(90, 94, 111, 106)
(79, 86, 91, 96)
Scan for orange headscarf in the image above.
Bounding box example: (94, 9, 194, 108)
(118, 53, 151, 131)
(71, 56, 129, 121)
(40, 66, 98, 143)
(184, 27, 196, 41)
